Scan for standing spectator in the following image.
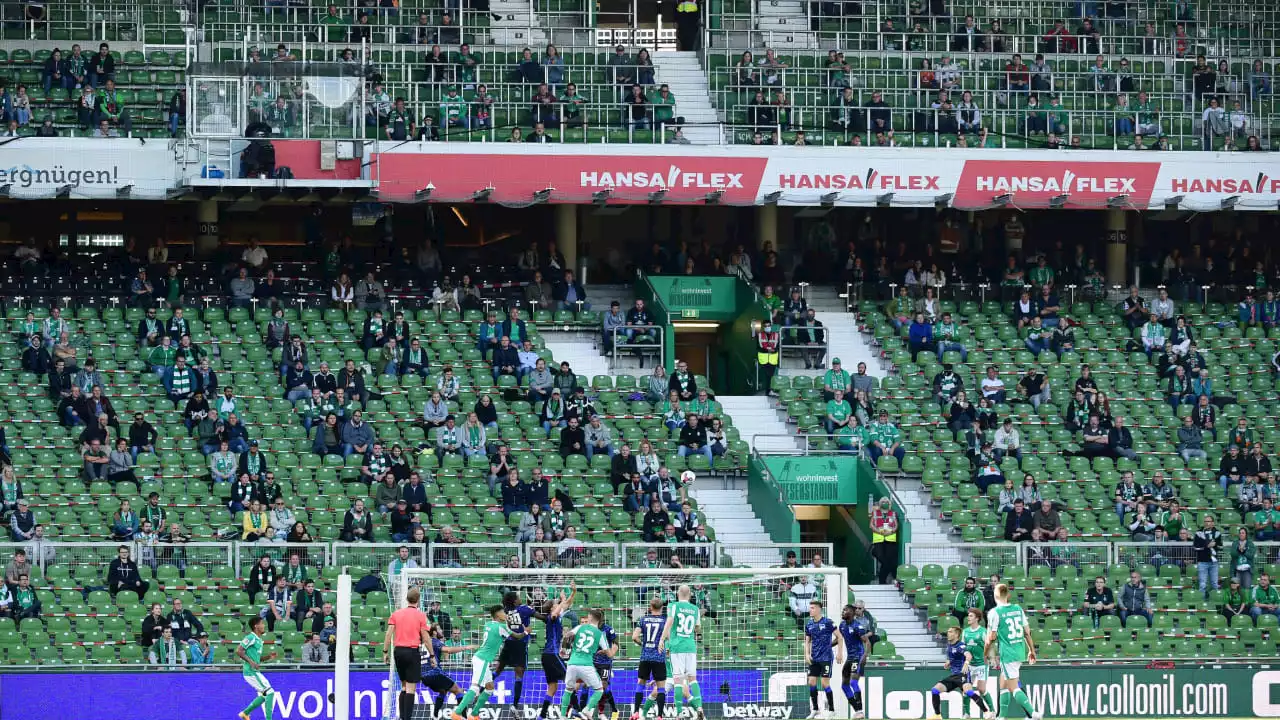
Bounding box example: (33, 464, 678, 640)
(869, 497, 898, 584)
(1195, 515, 1224, 598)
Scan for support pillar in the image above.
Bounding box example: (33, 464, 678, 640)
(556, 204, 578, 276)
(756, 204, 778, 252)
(195, 200, 219, 259)
(1105, 209, 1128, 288)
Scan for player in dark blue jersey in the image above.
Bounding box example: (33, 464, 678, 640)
(535, 585, 575, 720)
(494, 590, 538, 711)
(804, 600, 845, 719)
(927, 626, 990, 720)
(838, 604, 870, 719)
(420, 625, 478, 719)
(630, 597, 669, 720)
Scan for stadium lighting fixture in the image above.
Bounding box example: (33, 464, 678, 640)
(820, 192, 838, 208)
(1220, 195, 1239, 210)
(876, 193, 894, 207)
(55, 185, 73, 199)
(1049, 194, 1068, 208)
(1107, 194, 1129, 208)
(532, 187, 553, 203)
(116, 185, 133, 199)
(592, 188, 612, 205)
(763, 191, 782, 204)
(414, 183, 434, 202)
(648, 189, 667, 204)
(992, 193, 1013, 207)
(1164, 195, 1184, 210)
(934, 193, 953, 209)
(704, 189, 723, 205)
(472, 186, 494, 202)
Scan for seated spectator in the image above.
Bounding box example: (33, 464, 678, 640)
(460, 412, 488, 460)
(559, 416, 586, 458)
(907, 313, 933, 361)
(107, 544, 150, 600)
(1220, 445, 1247, 490)
(209, 440, 238, 483)
(1031, 499, 1061, 541)
(491, 336, 520, 382)
(1252, 574, 1280, 622)
(435, 415, 462, 463)
(107, 437, 138, 488)
(242, 499, 269, 542)
(340, 499, 373, 542)
(1109, 416, 1138, 460)
(867, 410, 904, 464)
(642, 499, 669, 542)
(1016, 368, 1050, 410)
(584, 415, 613, 460)
(190, 632, 215, 665)
(341, 410, 375, 457)
(1082, 576, 1116, 628)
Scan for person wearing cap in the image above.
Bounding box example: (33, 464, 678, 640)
(1222, 576, 1251, 622)
(238, 439, 269, 484)
(601, 300, 626, 353)
(822, 358, 851, 403)
(435, 414, 461, 464)
(190, 631, 215, 665)
(8, 499, 34, 541)
(866, 410, 904, 465)
(541, 387, 566, 437)
(870, 497, 898, 584)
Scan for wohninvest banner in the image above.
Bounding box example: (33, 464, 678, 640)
(3, 665, 1271, 719)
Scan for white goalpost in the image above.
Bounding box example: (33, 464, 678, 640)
(334, 566, 849, 720)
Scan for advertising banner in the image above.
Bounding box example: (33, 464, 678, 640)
(369, 143, 1280, 211)
(0, 139, 179, 197)
(761, 456, 860, 505)
(0, 664, 1271, 719)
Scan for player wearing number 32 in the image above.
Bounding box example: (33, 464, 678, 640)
(983, 584, 1043, 720)
(560, 608, 617, 720)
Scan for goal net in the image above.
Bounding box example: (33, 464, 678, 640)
(377, 566, 848, 720)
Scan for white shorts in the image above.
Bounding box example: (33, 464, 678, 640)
(565, 664, 603, 691)
(1000, 661, 1021, 680)
(469, 657, 494, 689)
(244, 671, 274, 694)
(967, 666, 987, 684)
(670, 653, 697, 678)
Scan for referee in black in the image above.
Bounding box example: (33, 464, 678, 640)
(384, 588, 434, 720)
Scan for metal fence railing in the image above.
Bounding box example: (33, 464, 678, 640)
(609, 324, 664, 370)
(909, 541, 1280, 574)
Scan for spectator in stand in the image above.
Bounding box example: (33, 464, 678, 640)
(867, 410, 904, 465)
(1003, 499, 1034, 538)
(1031, 499, 1062, 542)
(1016, 367, 1051, 410)
(229, 267, 255, 308)
(107, 544, 150, 600)
(341, 499, 373, 542)
(107, 437, 138, 488)
(1194, 515, 1224, 598)
(1082, 576, 1116, 628)
(1251, 574, 1280, 622)
(341, 410, 375, 458)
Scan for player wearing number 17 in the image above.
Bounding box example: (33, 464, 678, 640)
(658, 584, 704, 720)
(984, 584, 1042, 720)
(237, 616, 280, 720)
(452, 605, 511, 720)
(804, 600, 846, 719)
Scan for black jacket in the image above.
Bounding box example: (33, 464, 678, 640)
(47, 368, 73, 399)
(127, 421, 158, 448)
(107, 558, 145, 590)
(679, 423, 708, 449)
(1004, 509, 1034, 541)
(167, 609, 204, 642)
(87, 52, 116, 77)
(492, 345, 520, 373)
(559, 425, 586, 456)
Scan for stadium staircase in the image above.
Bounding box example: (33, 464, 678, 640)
(540, 330, 612, 381)
(788, 286, 877, 380)
(491, 0, 547, 46)
(721, 395, 799, 454)
(849, 583, 940, 663)
(755, 1, 817, 49)
(686, 477, 777, 565)
(651, 51, 721, 144)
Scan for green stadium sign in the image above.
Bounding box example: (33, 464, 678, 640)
(762, 456, 860, 504)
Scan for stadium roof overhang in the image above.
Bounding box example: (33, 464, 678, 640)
(175, 178, 379, 204)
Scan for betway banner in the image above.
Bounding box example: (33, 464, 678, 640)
(4, 664, 1272, 719)
(370, 143, 1280, 210)
(0, 138, 179, 197)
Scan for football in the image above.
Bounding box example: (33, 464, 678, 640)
(680, 470, 697, 485)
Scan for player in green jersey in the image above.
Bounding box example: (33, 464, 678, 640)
(561, 609, 616, 720)
(236, 616, 280, 720)
(452, 605, 511, 720)
(984, 584, 1042, 720)
(658, 585, 704, 720)
(962, 608, 995, 720)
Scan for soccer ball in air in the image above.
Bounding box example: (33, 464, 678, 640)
(680, 470, 696, 485)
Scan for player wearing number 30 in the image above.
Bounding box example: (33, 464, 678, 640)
(984, 584, 1043, 720)
(659, 584, 705, 720)
(560, 608, 617, 720)
(803, 600, 845, 719)
(452, 605, 511, 720)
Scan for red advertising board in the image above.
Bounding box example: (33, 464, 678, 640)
(954, 160, 1162, 208)
(374, 152, 768, 204)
